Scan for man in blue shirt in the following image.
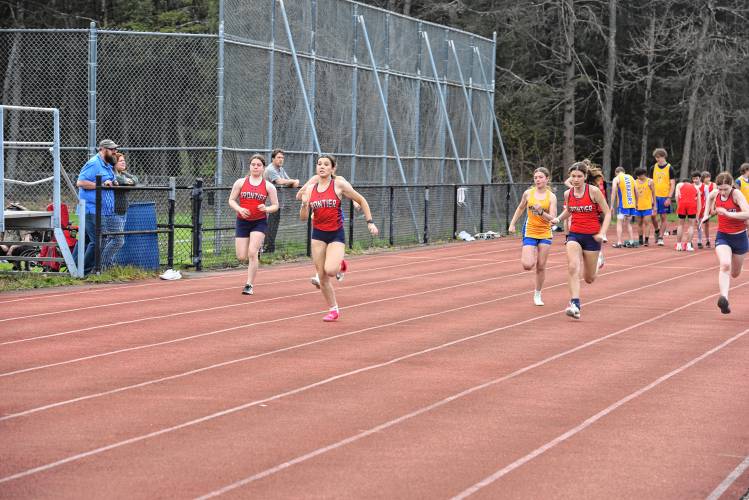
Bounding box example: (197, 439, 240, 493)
(75, 139, 119, 274)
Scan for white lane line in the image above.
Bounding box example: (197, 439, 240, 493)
(197, 281, 747, 499)
(0, 248, 578, 346)
(0, 251, 679, 419)
(0, 264, 571, 420)
(706, 454, 749, 500)
(0, 240, 517, 306)
(0, 253, 574, 375)
(452, 323, 749, 499)
(0, 260, 706, 485)
(0, 246, 520, 323)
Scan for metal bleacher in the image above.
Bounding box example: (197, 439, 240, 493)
(1, 105, 84, 277)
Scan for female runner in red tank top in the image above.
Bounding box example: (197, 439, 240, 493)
(700, 172, 749, 314)
(228, 154, 279, 296)
(552, 162, 611, 319)
(300, 155, 378, 321)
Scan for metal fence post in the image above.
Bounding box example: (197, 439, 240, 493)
(350, 4, 359, 183)
(453, 184, 458, 239)
(348, 199, 354, 249)
(215, 21, 225, 256)
(480, 184, 485, 233)
(382, 13, 390, 185)
(0, 108, 3, 233)
(95, 174, 102, 274)
(167, 177, 176, 269)
(191, 178, 204, 271)
(308, 0, 318, 178)
(266, 0, 276, 154)
(88, 22, 97, 157)
(414, 23, 423, 184)
(424, 186, 429, 244)
(306, 211, 312, 257)
(505, 185, 511, 234)
(389, 186, 394, 246)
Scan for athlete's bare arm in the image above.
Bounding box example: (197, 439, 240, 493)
(258, 181, 280, 214)
(590, 185, 612, 242)
(228, 178, 250, 219)
(337, 178, 378, 236)
(508, 190, 530, 234)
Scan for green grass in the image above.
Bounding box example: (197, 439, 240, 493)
(0, 265, 157, 293)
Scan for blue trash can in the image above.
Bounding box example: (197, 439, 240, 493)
(116, 202, 159, 270)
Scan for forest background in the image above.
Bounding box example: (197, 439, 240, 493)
(2, 0, 747, 182)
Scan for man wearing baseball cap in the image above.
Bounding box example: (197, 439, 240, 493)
(74, 139, 119, 274)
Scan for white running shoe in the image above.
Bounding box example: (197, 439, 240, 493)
(310, 274, 321, 289)
(159, 269, 182, 280)
(597, 251, 605, 270)
(533, 291, 544, 306)
(675, 243, 683, 251)
(602, 236, 608, 243)
(336, 259, 348, 282)
(565, 302, 581, 319)
(686, 242, 694, 252)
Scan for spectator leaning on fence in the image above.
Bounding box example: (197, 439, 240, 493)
(74, 139, 118, 274)
(263, 149, 299, 254)
(100, 152, 139, 269)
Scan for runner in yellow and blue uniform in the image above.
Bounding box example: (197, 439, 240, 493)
(652, 148, 675, 245)
(610, 166, 638, 248)
(634, 167, 656, 246)
(508, 167, 557, 306)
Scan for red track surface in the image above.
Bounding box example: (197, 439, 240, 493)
(1, 235, 748, 499)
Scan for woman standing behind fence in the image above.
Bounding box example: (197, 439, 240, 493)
(101, 152, 139, 268)
(300, 155, 378, 321)
(508, 167, 557, 306)
(229, 154, 279, 296)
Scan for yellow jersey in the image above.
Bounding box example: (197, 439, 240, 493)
(652, 163, 673, 197)
(635, 178, 653, 210)
(616, 173, 637, 209)
(738, 177, 749, 203)
(524, 187, 552, 239)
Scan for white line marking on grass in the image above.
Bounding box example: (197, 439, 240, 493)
(706, 454, 749, 500)
(0, 259, 708, 485)
(452, 322, 749, 499)
(195, 275, 740, 499)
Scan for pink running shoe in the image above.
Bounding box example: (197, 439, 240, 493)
(323, 309, 340, 322)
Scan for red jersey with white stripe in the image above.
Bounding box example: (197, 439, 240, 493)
(238, 176, 268, 221)
(310, 180, 343, 231)
(716, 190, 747, 234)
(567, 184, 601, 235)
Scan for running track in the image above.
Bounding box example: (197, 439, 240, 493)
(1, 235, 747, 499)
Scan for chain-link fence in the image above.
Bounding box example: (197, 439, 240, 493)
(0, 0, 497, 188)
(1, 0, 509, 271)
(80, 181, 568, 272)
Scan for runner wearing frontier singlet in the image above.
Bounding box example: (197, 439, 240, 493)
(552, 162, 611, 320)
(300, 154, 378, 322)
(701, 172, 749, 314)
(228, 154, 279, 296)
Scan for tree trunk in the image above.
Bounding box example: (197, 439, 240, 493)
(403, 0, 412, 16)
(601, 0, 617, 179)
(639, 14, 656, 169)
(681, 2, 713, 179)
(561, 0, 576, 169)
